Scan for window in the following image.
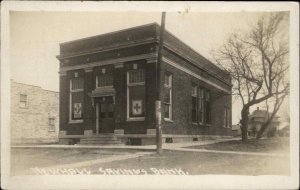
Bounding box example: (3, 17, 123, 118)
(198, 88, 204, 124)
(70, 77, 84, 122)
(48, 117, 55, 131)
(191, 84, 197, 123)
(205, 90, 211, 124)
(97, 74, 113, 88)
(164, 73, 172, 120)
(19, 94, 28, 108)
(224, 107, 230, 128)
(127, 69, 145, 120)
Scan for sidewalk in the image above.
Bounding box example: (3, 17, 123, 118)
(12, 137, 289, 157)
(11, 138, 232, 151)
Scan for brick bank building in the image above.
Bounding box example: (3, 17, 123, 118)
(57, 23, 232, 145)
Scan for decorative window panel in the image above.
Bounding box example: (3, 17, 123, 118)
(127, 69, 145, 119)
(128, 85, 145, 118)
(71, 92, 84, 120)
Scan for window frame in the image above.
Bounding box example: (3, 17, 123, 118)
(126, 69, 145, 121)
(69, 77, 84, 124)
(191, 84, 198, 124)
(164, 73, 173, 121)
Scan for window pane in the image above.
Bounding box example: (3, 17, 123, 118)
(20, 94, 27, 102)
(164, 74, 170, 86)
(107, 103, 114, 118)
(199, 88, 204, 98)
(164, 88, 170, 103)
(49, 118, 55, 131)
(98, 74, 113, 87)
(100, 103, 106, 118)
(192, 97, 197, 122)
(205, 102, 211, 124)
(206, 91, 210, 101)
(192, 85, 197, 96)
(72, 78, 83, 90)
(164, 104, 170, 118)
(129, 70, 145, 84)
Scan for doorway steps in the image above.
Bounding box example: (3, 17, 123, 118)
(79, 133, 123, 145)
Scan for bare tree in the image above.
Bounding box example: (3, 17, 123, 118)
(214, 13, 289, 141)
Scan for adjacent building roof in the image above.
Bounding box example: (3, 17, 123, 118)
(249, 108, 280, 122)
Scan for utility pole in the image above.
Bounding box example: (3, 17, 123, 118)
(156, 12, 166, 154)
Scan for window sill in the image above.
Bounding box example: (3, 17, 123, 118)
(69, 120, 83, 124)
(164, 118, 174, 123)
(126, 117, 145, 122)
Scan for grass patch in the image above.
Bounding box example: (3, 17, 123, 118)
(89, 149, 290, 175)
(186, 138, 290, 153)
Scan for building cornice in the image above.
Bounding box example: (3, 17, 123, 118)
(162, 57, 231, 94)
(57, 38, 158, 60)
(163, 42, 232, 87)
(59, 53, 158, 74)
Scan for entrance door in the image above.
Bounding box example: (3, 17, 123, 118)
(98, 97, 114, 133)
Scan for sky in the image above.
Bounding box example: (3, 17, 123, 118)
(9, 11, 289, 124)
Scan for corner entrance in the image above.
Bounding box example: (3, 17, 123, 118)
(95, 96, 115, 134)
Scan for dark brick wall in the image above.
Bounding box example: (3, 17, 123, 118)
(161, 51, 232, 136)
(83, 71, 95, 132)
(60, 69, 85, 135)
(59, 75, 68, 132)
(59, 59, 158, 135)
(60, 57, 232, 136)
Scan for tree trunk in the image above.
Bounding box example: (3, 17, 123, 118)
(256, 122, 269, 139)
(241, 107, 249, 142)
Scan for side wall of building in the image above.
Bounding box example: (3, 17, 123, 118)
(161, 49, 232, 137)
(11, 81, 59, 144)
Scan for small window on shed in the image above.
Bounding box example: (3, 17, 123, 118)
(48, 117, 55, 132)
(19, 94, 28, 108)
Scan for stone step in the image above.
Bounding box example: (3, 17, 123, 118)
(81, 138, 118, 141)
(79, 134, 123, 145)
(80, 139, 120, 142)
(80, 142, 121, 145)
(80, 142, 122, 145)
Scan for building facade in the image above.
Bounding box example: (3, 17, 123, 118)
(11, 80, 59, 144)
(57, 23, 232, 145)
